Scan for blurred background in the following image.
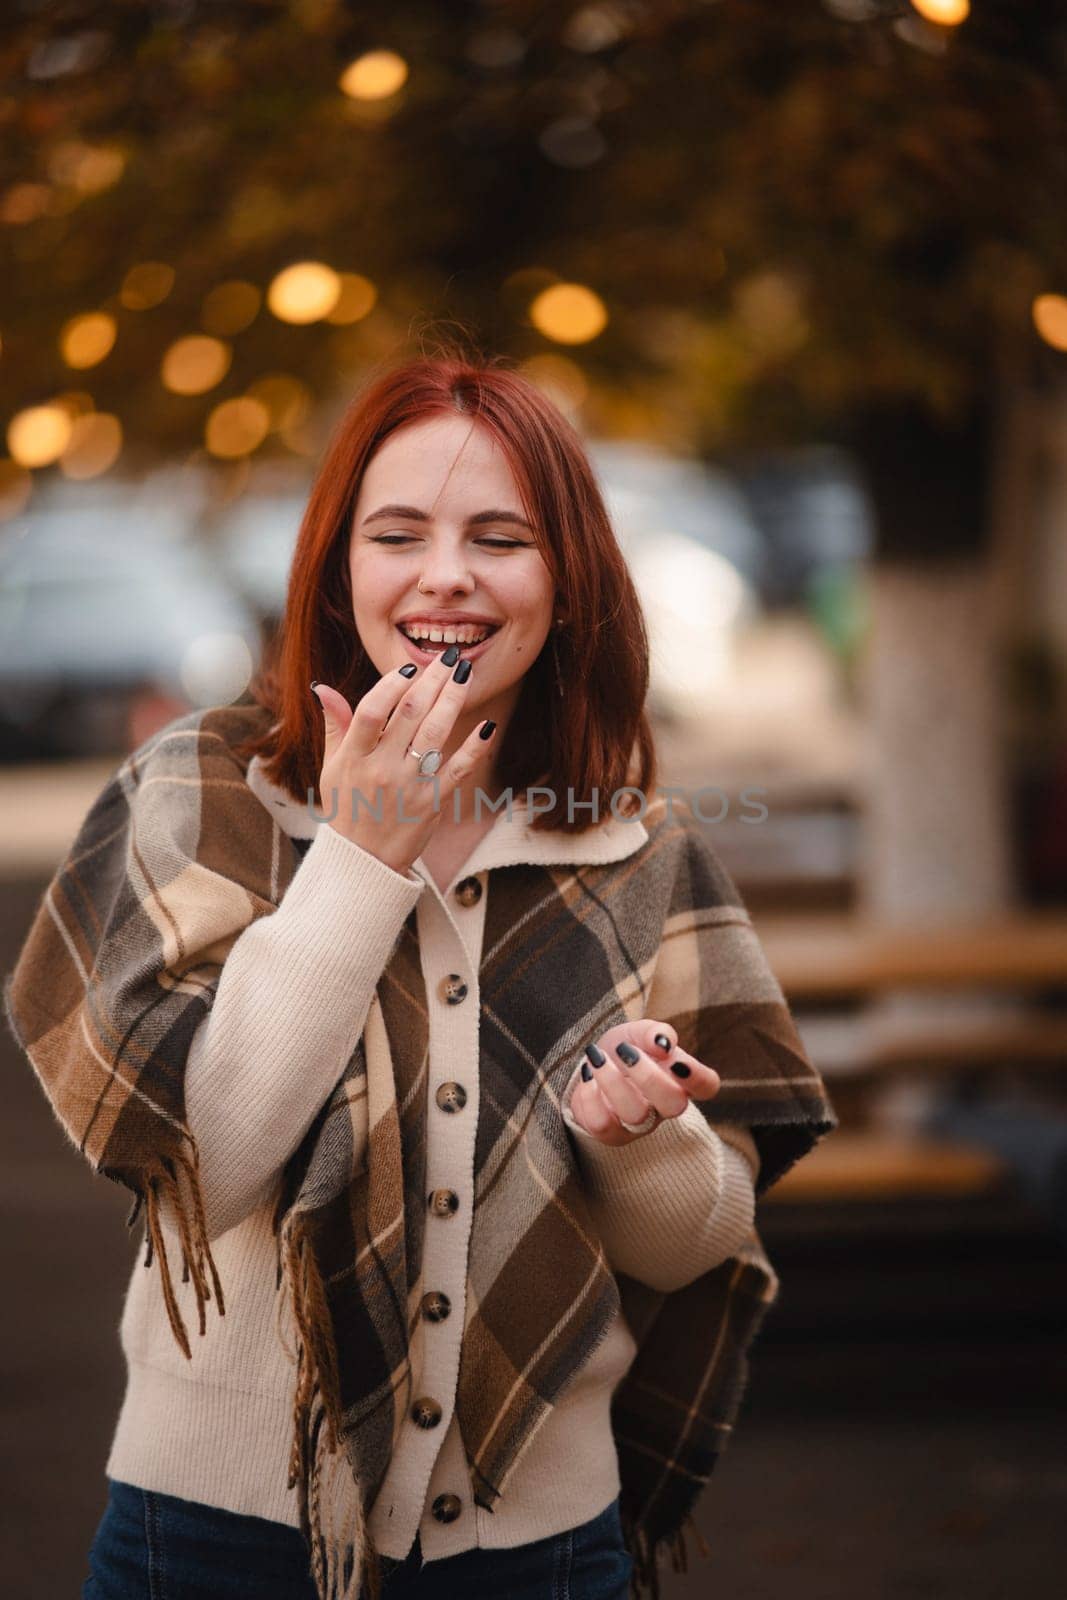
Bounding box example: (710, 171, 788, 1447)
(2, 1, 1066, 1596)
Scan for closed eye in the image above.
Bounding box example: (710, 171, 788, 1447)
(371, 534, 528, 549)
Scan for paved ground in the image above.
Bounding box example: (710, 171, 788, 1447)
(4, 871, 1065, 1600)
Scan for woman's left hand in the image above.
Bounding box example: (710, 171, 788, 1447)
(566, 1019, 722, 1146)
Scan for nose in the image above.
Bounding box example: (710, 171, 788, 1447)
(416, 549, 475, 598)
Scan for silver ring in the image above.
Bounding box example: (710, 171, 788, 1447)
(619, 1106, 660, 1136)
(407, 745, 443, 777)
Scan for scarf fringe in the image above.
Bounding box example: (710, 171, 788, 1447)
(620, 1503, 712, 1600)
(136, 1143, 226, 1361)
(280, 1217, 385, 1600)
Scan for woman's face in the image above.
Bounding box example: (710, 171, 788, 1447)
(348, 414, 558, 739)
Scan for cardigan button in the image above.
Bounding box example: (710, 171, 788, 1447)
(420, 1290, 451, 1323)
(439, 974, 468, 1005)
(431, 1492, 463, 1524)
(454, 876, 482, 907)
(435, 1081, 467, 1114)
(410, 1396, 442, 1430)
(427, 1188, 459, 1218)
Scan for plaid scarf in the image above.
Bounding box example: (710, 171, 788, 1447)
(3, 703, 837, 1600)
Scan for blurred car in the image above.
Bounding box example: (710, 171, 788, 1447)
(210, 492, 305, 630)
(585, 440, 767, 721)
(0, 497, 263, 762)
(587, 438, 769, 588)
(733, 444, 874, 608)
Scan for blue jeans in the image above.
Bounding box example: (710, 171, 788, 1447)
(82, 1478, 634, 1599)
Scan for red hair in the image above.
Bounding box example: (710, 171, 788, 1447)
(237, 344, 657, 834)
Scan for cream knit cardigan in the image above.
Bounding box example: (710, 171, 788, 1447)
(106, 755, 760, 1564)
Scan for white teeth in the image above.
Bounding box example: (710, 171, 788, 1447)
(399, 624, 493, 646)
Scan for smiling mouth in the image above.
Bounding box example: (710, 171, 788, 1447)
(395, 624, 502, 659)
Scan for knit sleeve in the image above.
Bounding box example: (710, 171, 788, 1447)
(560, 1072, 760, 1292)
(158, 822, 424, 1243)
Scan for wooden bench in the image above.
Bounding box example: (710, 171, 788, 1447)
(751, 913, 1067, 1205)
(793, 1012, 1067, 1079)
(757, 912, 1067, 997)
(762, 1130, 1009, 1205)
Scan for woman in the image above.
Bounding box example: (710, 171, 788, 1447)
(5, 351, 836, 1600)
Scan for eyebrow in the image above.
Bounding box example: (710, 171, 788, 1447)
(361, 504, 535, 533)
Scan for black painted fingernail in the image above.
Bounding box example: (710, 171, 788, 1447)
(670, 1061, 691, 1078)
(616, 1042, 639, 1066)
(479, 720, 496, 740)
(399, 663, 417, 678)
(441, 644, 460, 667)
(453, 658, 472, 684)
(586, 1043, 606, 1068)
(580, 1060, 592, 1081)
(310, 680, 320, 696)
(654, 1034, 671, 1052)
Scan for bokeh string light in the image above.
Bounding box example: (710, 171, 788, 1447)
(59, 312, 117, 370)
(339, 50, 409, 101)
(910, 0, 970, 24)
(267, 262, 341, 324)
(1032, 294, 1067, 354)
(529, 282, 608, 344)
(205, 396, 270, 459)
(7, 404, 72, 468)
(161, 335, 232, 396)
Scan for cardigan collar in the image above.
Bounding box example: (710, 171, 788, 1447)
(245, 752, 649, 880)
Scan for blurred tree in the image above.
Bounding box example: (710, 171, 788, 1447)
(1, 0, 1062, 490)
(2, 0, 1065, 921)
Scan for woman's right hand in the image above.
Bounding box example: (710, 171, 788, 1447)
(310, 649, 495, 876)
